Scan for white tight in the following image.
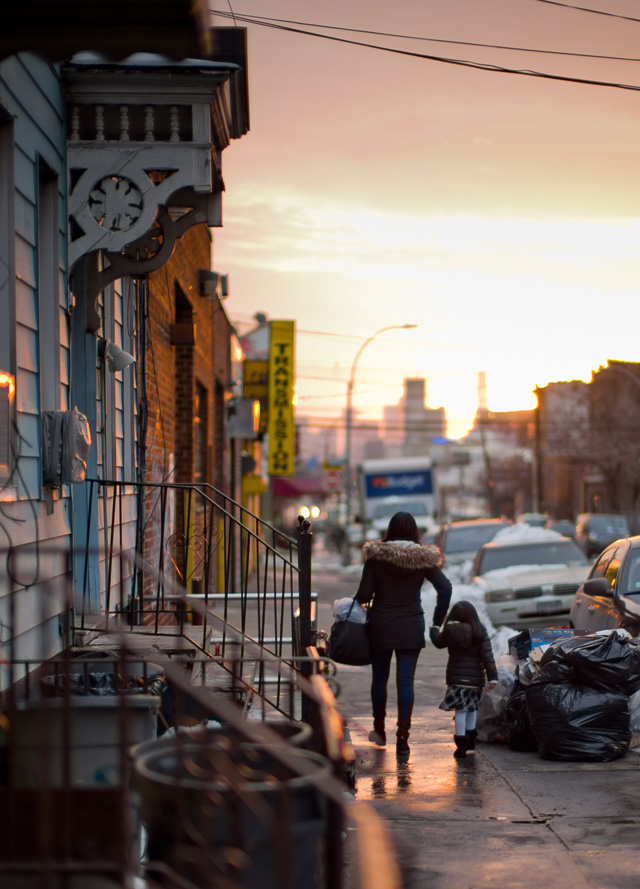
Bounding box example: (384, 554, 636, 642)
(454, 709, 477, 735)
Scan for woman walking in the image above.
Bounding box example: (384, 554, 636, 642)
(429, 600, 497, 757)
(355, 512, 452, 756)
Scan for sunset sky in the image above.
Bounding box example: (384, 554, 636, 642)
(211, 1, 640, 439)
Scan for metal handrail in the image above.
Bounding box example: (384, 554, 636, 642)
(75, 479, 313, 712)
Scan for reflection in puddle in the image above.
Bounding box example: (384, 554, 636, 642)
(369, 758, 413, 798)
(371, 774, 386, 797)
(396, 759, 412, 792)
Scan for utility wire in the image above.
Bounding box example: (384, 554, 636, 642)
(534, 0, 640, 25)
(211, 9, 640, 91)
(213, 8, 640, 62)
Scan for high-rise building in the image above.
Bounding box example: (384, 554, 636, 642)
(402, 378, 446, 456)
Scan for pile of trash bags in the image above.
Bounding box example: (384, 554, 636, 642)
(478, 629, 640, 762)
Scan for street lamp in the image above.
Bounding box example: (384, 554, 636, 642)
(342, 323, 418, 564)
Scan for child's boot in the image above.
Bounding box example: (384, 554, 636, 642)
(466, 729, 478, 752)
(453, 734, 468, 758)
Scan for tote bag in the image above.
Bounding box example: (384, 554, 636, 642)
(327, 598, 371, 666)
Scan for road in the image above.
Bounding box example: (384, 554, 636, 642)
(312, 541, 640, 889)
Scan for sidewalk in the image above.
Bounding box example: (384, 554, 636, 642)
(312, 544, 640, 889)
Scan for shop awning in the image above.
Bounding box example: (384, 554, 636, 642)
(271, 477, 327, 499)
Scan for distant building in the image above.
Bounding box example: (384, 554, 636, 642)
(535, 362, 640, 530)
(461, 408, 535, 519)
(534, 379, 590, 520)
(402, 378, 446, 457)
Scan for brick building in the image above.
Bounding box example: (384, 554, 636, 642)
(143, 225, 234, 591)
(146, 225, 232, 493)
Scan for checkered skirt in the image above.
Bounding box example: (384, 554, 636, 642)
(438, 685, 483, 712)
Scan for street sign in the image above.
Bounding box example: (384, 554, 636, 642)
(323, 469, 343, 491)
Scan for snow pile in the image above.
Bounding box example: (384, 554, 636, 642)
(476, 562, 577, 584)
(422, 522, 565, 655)
(442, 560, 475, 586)
(422, 576, 516, 656)
(493, 524, 561, 543)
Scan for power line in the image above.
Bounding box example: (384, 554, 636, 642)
(534, 0, 640, 25)
(210, 9, 640, 92)
(213, 8, 640, 62)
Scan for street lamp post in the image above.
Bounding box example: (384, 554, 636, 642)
(342, 324, 418, 565)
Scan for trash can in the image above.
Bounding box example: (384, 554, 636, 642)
(3, 695, 158, 787)
(131, 731, 329, 889)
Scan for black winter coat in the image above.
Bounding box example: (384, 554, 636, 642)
(355, 540, 452, 652)
(429, 620, 498, 688)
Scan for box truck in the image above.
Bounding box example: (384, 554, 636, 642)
(358, 457, 437, 540)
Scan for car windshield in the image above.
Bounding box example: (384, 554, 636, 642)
(445, 524, 506, 554)
(374, 501, 429, 519)
(589, 516, 629, 534)
(477, 540, 587, 574)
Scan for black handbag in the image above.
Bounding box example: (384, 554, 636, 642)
(327, 598, 371, 666)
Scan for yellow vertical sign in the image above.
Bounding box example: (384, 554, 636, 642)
(267, 320, 295, 476)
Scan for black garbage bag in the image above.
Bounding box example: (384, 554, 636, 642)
(526, 680, 631, 762)
(505, 686, 538, 752)
(538, 632, 640, 694)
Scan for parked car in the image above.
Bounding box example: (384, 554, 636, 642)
(433, 518, 511, 567)
(470, 536, 590, 628)
(574, 513, 630, 558)
(570, 535, 640, 632)
(544, 518, 576, 539)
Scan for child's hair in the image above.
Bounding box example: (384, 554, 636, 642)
(445, 600, 484, 642)
(384, 512, 420, 544)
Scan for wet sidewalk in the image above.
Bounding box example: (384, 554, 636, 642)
(312, 546, 640, 889)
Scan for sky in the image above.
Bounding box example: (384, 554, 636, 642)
(210, 1, 640, 440)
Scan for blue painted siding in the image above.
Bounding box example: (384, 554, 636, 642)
(0, 52, 70, 675)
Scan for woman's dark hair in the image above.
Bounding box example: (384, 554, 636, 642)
(384, 512, 420, 544)
(445, 600, 484, 641)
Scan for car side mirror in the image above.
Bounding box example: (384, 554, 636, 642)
(583, 576, 614, 598)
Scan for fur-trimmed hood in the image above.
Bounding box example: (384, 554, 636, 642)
(362, 540, 443, 571)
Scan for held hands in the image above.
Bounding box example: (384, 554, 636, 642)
(486, 681, 498, 690)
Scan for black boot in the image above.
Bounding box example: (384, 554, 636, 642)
(396, 731, 410, 756)
(466, 729, 478, 752)
(453, 734, 468, 758)
(369, 717, 386, 747)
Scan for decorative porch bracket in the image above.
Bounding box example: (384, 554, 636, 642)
(82, 193, 221, 333)
(63, 49, 248, 332)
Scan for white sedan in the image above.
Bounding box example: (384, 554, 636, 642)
(470, 536, 590, 628)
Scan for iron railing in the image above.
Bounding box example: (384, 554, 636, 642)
(0, 572, 402, 889)
(75, 479, 316, 717)
(0, 477, 405, 888)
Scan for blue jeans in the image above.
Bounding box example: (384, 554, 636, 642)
(370, 648, 421, 734)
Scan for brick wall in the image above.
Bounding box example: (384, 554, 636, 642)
(146, 224, 231, 492)
(142, 224, 233, 603)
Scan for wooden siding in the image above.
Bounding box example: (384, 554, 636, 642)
(0, 53, 70, 677)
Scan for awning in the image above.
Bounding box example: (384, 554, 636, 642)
(271, 477, 327, 499)
(1, 0, 213, 63)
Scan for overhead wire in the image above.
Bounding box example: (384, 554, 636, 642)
(213, 8, 640, 62)
(533, 0, 640, 25)
(210, 8, 640, 92)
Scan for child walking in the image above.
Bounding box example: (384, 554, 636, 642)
(429, 600, 497, 758)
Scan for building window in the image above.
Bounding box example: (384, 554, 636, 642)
(98, 277, 138, 481)
(194, 381, 208, 485)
